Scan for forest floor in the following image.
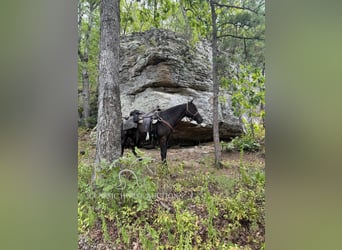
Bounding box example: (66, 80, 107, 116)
(78, 128, 265, 250)
(137, 142, 264, 169)
(79, 128, 264, 171)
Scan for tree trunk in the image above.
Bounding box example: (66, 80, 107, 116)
(81, 66, 90, 128)
(181, 5, 192, 40)
(210, 0, 222, 168)
(93, 0, 122, 182)
(78, 1, 97, 128)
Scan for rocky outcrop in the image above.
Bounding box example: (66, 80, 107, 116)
(119, 29, 243, 145)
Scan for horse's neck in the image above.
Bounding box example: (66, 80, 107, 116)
(162, 104, 186, 127)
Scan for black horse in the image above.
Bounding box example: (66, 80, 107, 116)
(121, 100, 203, 162)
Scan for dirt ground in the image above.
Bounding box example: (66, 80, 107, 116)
(79, 131, 265, 166)
(79, 128, 265, 173)
(122, 142, 265, 170)
(140, 142, 264, 163)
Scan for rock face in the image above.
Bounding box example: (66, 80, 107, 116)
(120, 29, 243, 145)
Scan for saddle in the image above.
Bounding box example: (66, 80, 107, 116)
(123, 106, 161, 141)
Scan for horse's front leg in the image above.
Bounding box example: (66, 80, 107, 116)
(132, 130, 140, 157)
(132, 139, 138, 157)
(121, 142, 125, 156)
(159, 136, 168, 163)
(121, 132, 128, 156)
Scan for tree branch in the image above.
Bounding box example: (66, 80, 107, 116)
(218, 20, 247, 29)
(217, 33, 264, 41)
(214, 2, 265, 16)
(184, 7, 209, 27)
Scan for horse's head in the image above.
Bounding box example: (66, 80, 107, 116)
(185, 100, 203, 124)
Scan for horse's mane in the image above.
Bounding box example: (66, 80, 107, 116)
(161, 103, 186, 115)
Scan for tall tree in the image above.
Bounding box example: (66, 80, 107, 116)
(93, 0, 122, 182)
(210, 0, 222, 167)
(78, 0, 99, 128)
(214, 0, 265, 135)
(215, 0, 265, 68)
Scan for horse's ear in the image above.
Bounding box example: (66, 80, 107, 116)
(190, 98, 194, 103)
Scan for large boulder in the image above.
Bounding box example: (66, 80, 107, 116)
(120, 29, 243, 145)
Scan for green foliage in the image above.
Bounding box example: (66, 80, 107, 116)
(229, 64, 265, 119)
(97, 155, 156, 216)
(154, 200, 200, 249)
(222, 134, 260, 152)
(78, 0, 265, 132)
(78, 0, 100, 127)
(209, 159, 265, 249)
(78, 159, 96, 233)
(226, 162, 265, 234)
(139, 223, 159, 249)
(78, 1, 265, 247)
(216, 0, 265, 67)
(203, 187, 219, 243)
(120, 0, 183, 34)
(78, 148, 265, 249)
(222, 122, 264, 152)
(174, 200, 199, 248)
(78, 0, 100, 88)
(78, 152, 157, 235)
(181, 0, 212, 41)
(221, 63, 265, 144)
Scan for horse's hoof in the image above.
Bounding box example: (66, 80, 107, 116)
(138, 157, 143, 161)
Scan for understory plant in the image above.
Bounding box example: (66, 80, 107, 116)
(78, 147, 265, 249)
(221, 122, 264, 152)
(78, 151, 156, 239)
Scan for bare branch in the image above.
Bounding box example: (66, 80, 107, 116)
(214, 2, 265, 16)
(218, 20, 246, 29)
(217, 33, 264, 41)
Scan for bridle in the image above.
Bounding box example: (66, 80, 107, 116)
(186, 102, 199, 121)
(156, 102, 200, 131)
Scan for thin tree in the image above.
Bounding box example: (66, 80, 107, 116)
(210, 0, 222, 167)
(93, 0, 122, 182)
(78, 0, 99, 128)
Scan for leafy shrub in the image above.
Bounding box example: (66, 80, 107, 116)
(78, 152, 157, 236)
(222, 164, 265, 248)
(78, 145, 265, 249)
(78, 162, 97, 233)
(154, 200, 199, 249)
(222, 123, 264, 152)
(222, 134, 260, 152)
